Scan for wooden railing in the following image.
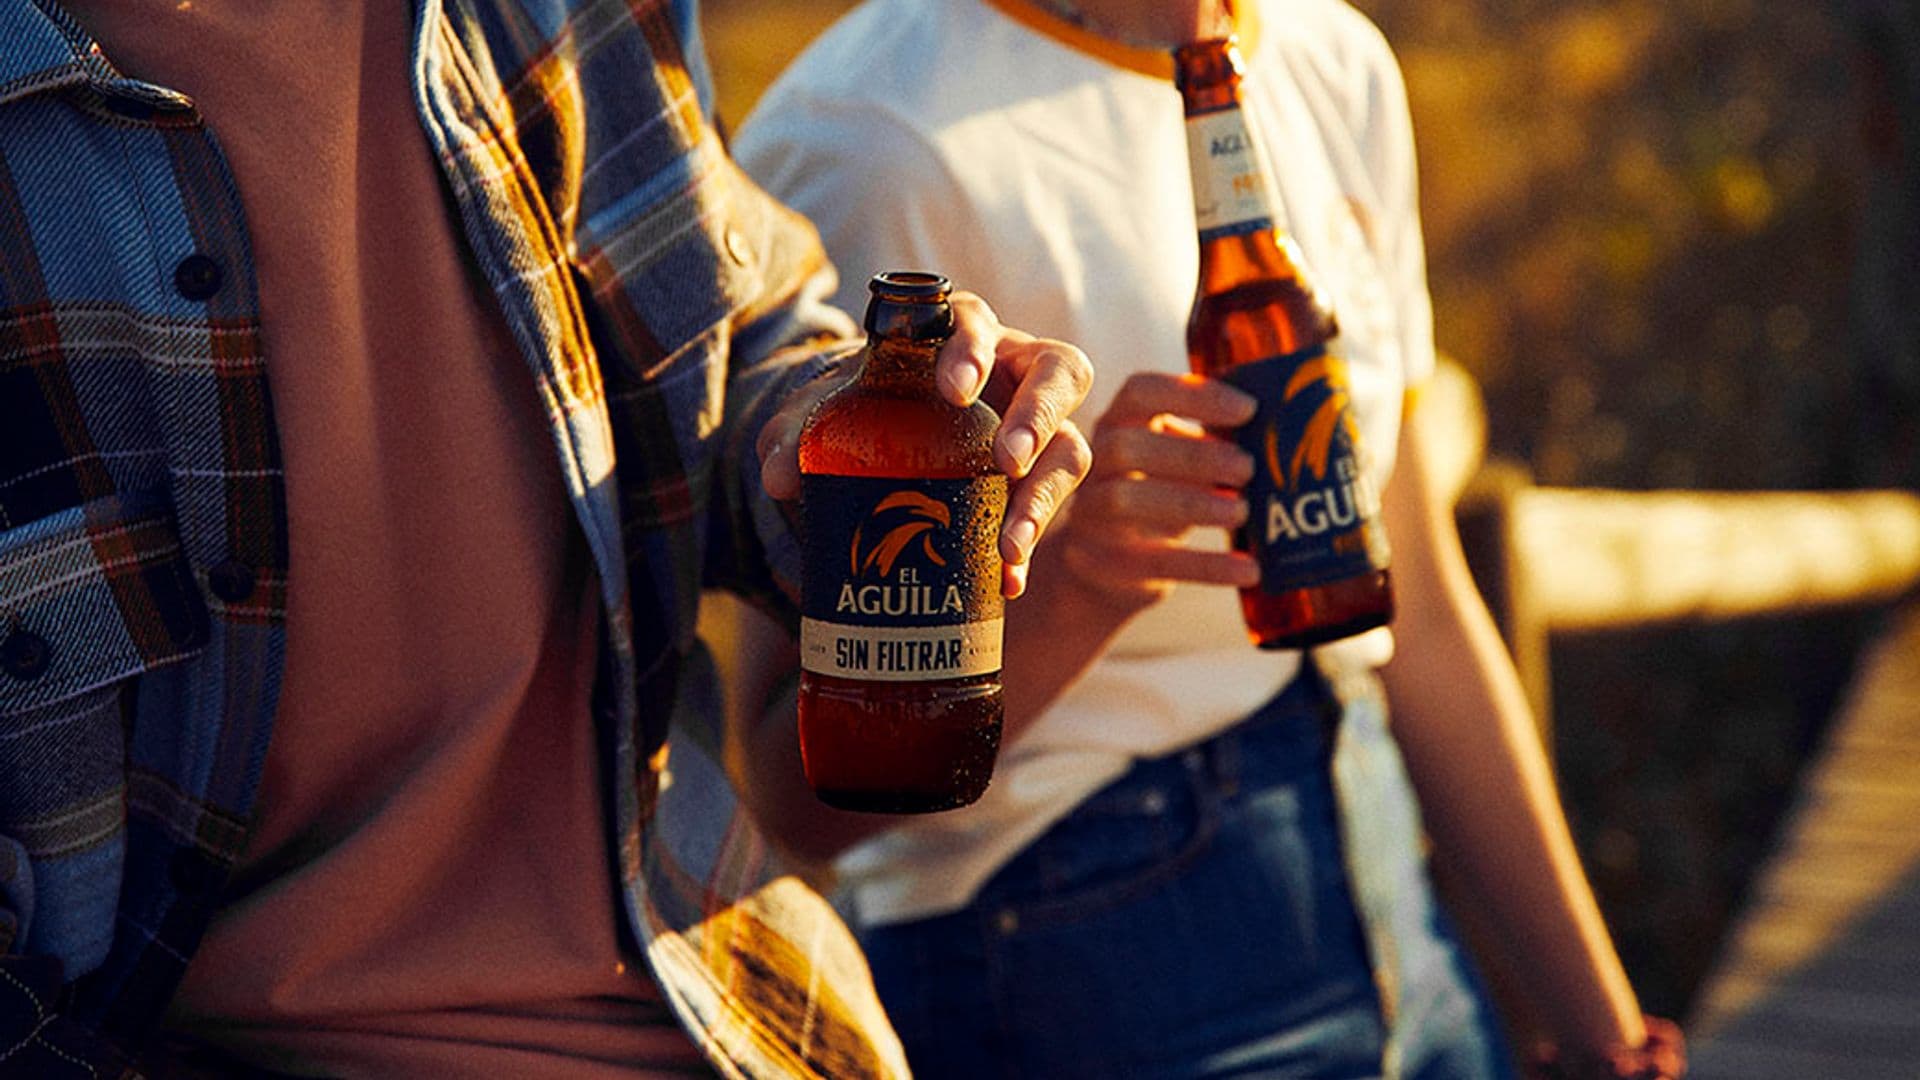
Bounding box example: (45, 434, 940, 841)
(1429, 359, 1920, 732)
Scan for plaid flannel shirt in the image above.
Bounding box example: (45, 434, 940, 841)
(0, 1, 908, 1076)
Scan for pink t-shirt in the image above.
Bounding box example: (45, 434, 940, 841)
(61, 2, 709, 1074)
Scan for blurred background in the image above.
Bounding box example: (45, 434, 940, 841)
(703, 0, 1920, 1069)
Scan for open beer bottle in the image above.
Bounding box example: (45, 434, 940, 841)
(1176, 36, 1393, 649)
(797, 272, 1007, 813)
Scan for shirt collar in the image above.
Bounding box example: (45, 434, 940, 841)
(0, 0, 194, 109)
(980, 0, 1262, 82)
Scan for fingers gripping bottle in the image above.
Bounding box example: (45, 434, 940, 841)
(798, 272, 1008, 813)
(1176, 37, 1394, 649)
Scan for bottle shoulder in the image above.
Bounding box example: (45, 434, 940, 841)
(801, 380, 1000, 478)
(1190, 271, 1339, 366)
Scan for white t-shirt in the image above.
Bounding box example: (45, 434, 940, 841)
(736, 0, 1435, 925)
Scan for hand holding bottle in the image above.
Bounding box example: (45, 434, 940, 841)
(759, 289, 1093, 600)
(1051, 371, 1263, 608)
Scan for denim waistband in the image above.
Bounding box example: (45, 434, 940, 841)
(967, 665, 1347, 919)
(1197, 660, 1343, 788)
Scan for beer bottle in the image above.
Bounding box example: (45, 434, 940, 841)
(797, 272, 1008, 813)
(1175, 37, 1393, 649)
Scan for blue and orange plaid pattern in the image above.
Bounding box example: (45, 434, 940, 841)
(0, 1, 906, 1076)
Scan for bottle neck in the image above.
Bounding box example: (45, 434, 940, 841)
(860, 286, 953, 387)
(859, 335, 943, 388)
(1179, 42, 1329, 309)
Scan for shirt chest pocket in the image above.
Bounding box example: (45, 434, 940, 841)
(0, 495, 208, 718)
(0, 494, 208, 968)
(577, 144, 767, 373)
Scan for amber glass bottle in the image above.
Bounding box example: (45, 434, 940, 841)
(797, 272, 1007, 813)
(1176, 37, 1393, 649)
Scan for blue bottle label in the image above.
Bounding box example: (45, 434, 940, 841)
(800, 475, 1006, 681)
(1222, 344, 1389, 590)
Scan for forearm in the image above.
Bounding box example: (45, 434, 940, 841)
(998, 544, 1148, 740)
(707, 596, 876, 869)
(1381, 536, 1644, 1053)
(1376, 393, 1646, 1055)
(738, 680, 901, 870)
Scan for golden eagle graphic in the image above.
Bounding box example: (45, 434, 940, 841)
(1263, 353, 1358, 487)
(850, 490, 952, 578)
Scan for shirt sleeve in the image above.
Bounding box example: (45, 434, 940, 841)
(1350, 26, 1438, 392)
(702, 150, 862, 625)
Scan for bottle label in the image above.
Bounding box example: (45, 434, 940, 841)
(1222, 344, 1390, 590)
(1186, 105, 1282, 242)
(801, 475, 1007, 681)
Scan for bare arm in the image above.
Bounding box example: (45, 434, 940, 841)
(1378, 393, 1646, 1055)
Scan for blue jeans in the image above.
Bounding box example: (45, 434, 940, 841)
(857, 667, 1515, 1079)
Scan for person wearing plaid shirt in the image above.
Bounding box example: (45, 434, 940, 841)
(0, 0, 1092, 1076)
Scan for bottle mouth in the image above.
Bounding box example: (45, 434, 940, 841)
(868, 270, 952, 302)
(864, 271, 955, 342)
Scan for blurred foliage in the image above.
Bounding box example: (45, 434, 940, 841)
(703, 0, 854, 136)
(703, 0, 1910, 1021)
(1360, 0, 1864, 493)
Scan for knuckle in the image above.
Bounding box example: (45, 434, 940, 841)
(1112, 372, 1151, 406)
(950, 290, 990, 318)
(1055, 343, 1095, 395)
(1023, 379, 1070, 433)
(1062, 423, 1095, 478)
(756, 416, 787, 460)
(1108, 479, 1154, 517)
(1075, 480, 1123, 520)
(1090, 424, 1139, 466)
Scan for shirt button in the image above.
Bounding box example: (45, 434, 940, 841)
(993, 908, 1020, 936)
(173, 254, 224, 301)
(0, 630, 50, 681)
(724, 226, 751, 266)
(208, 560, 256, 603)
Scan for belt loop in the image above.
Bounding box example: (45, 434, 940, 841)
(1207, 722, 1241, 797)
(1306, 652, 1346, 747)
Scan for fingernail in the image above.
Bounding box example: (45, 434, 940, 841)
(1233, 451, 1257, 485)
(1003, 427, 1037, 473)
(1004, 560, 1029, 599)
(942, 357, 984, 403)
(1225, 385, 1259, 424)
(1004, 517, 1038, 561)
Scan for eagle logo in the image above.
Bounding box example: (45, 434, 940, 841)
(850, 491, 952, 579)
(1263, 352, 1359, 488)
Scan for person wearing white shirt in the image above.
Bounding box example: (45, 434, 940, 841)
(730, 0, 1681, 1076)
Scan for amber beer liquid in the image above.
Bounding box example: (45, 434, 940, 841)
(1176, 38, 1393, 649)
(797, 272, 1007, 813)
